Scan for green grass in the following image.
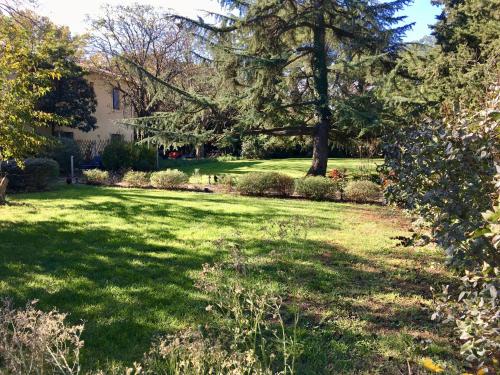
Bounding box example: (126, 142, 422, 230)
(0, 185, 459, 373)
(160, 157, 381, 182)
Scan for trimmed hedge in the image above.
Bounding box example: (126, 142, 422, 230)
(236, 172, 295, 196)
(1, 158, 59, 192)
(122, 171, 150, 187)
(295, 177, 337, 200)
(150, 169, 188, 189)
(83, 169, 109, 185)
(344, 180, 380, 202)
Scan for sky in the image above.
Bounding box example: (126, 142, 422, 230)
(34, 0, 442, 42)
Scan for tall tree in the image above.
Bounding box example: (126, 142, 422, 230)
(130, 0, 411, 175)
(33, 17, 97, 134)
(0, 10, 64, 162)
(88, 3, 193, 119)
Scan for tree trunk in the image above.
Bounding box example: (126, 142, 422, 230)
(195, 144, 205, 159)
(308, 120, 330, 176)
(0, 177, 8, 205)
(308, 0, 332, 176)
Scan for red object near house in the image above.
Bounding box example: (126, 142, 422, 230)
(168, 151, 182, 159)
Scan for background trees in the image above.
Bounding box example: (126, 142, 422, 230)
(88, 4, 193, 119)
(121, 0, 411, 175)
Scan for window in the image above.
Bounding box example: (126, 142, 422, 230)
(110, 133, 124, 142)
(112, 87, 120, 110)
(55, 131, 74, 139)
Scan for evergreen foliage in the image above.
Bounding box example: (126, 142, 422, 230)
(121, 0, 412, 175)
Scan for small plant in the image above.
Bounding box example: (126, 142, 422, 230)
(0, 299, 83, 375)
(83, 169, 109, 185)
(122, 170, 150, 188)
(343, 180, 380, 202)
(294, 176, 337, 200)
(217, 174, 236, 192)
(150, 169, 188, 189)
(236, 172, 295, 196)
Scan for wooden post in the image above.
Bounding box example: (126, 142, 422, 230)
(0, 176, 8, 205)
(70, 155, 74, 182)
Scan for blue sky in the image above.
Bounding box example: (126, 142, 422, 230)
(401, 1, 442, 41)
(36, 0, 441, 42)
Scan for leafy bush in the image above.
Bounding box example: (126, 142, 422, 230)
(122, 171, 150, 188)
(102, 141, 156, 172)
(344, 180, 380, 202)
(382, 89, 498, 266)
(0, 299, 83, 375)
(131, 144, 156, 171)
(150, 169, 188, 189)
(41, 137, 82, 175)
(83, 169, 109, 185)
(431, 263, 499, 372)
(0, 158, 59, 192)
(236, 172, 295, 196)
(294, 176, 336, 200)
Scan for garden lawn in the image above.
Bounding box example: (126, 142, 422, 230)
(160, 157, 381, 183)
(0, 185, 458, 373)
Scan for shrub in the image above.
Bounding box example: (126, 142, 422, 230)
(150, 169, 188, 189)
(101, 140, 133, 171)
(122, 171, 150, 188)
(343, 180, 380, 202)
(131, 144, 156, 171)
(294, 176, 337, 200)
(41, 137, 82, 175)
(0, 299, 83, 375)
(0, 158, 59, 192)
(102, 141, 157, 172)
(236, 172, 295, 196)
(83, 169, 109, 185)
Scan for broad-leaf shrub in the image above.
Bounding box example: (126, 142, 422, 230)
(150, 169, 188, 189)
(236, 172, 295, 196)
(122, 171, 150, 187)
(431, 263, 499, 371)
(0, 158, 59, 192)
(294, 176, 337, 200)
(83, 169, 109, 185)
(102, 141, 156, 171)
(0, 299, 83, 375)
(382, 89, 499, 266)
(344, 180, 380, 203)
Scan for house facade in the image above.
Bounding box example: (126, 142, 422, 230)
(56, 72, 135, 143)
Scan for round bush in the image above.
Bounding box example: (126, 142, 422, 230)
(236, 172, 295, 196)
(83, 169, 109, 185)
(102, 141, 133, 171)
(1, 158, 59, 192)
(294, 177, 337, 200)
(150, 169, 188, 189)
(344, 180, 381, 202)
(102, 141, 157, 172)
(122, 171, 150, 187)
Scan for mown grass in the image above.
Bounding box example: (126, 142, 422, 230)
(0, 185, 459, 373)
(160, 157, 381, 183)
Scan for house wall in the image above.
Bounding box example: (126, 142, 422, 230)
(59, 72, 134, 142)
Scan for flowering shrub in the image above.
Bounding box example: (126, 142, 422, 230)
(0, 299, 83, 375)
(343, 180, 381, 203)
(83, 169, 109, 185)
(294, 176, 337, 200)
(122, 170, 150, 187)
(150, 169, 188, 189)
